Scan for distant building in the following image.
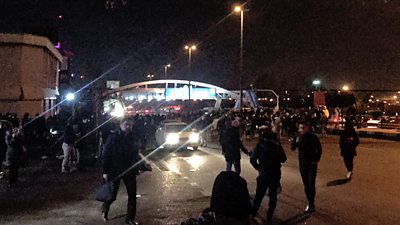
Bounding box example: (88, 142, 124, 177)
(0, 33, 62, 118)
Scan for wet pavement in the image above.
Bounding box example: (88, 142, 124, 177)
(1, 135, 400, 225)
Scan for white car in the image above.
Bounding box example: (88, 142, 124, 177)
(155, 122, 201, 150)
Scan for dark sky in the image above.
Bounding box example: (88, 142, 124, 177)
(1, 0, 399, 90)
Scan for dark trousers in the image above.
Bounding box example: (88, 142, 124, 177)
(343, 154, 354, 172)
(0, 146, 6, 172)
(102, 176, 137, 221)
(9, 164, 19, 185)
(299, 162, 318, 207)
(226, 160, 241, 174)
(253, 175, 279, 220)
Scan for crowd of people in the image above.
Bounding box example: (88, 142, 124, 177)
(0, 107, 359, 224)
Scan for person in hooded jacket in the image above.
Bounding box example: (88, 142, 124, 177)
(221, 118, 249, 175)
(250, 131, 287, 224)
(101, 118, 141, 225)
(339, 120, 359, 180)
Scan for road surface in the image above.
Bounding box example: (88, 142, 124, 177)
(1, 135, 399, 225)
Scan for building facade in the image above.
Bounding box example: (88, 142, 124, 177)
(0, 33, 62, 118)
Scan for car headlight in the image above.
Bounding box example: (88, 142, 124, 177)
(189, 133, 200, 143)
(166, 133, 179, 145)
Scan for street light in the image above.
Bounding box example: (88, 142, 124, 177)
(164, 64, 171, 80)
(185, 45, 196, 101)
(342, 85, 350, 91)
(312, 80, 321, 90)
(233, 4, 245, 108)
(147, 74, 155, 81)
(66, 93, 75, 101)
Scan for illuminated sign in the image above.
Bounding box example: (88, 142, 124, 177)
(166, 86, 216, 100)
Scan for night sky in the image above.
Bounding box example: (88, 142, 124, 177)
(1, 0, 399, 91)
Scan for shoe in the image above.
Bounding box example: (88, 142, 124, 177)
(347, 171, 352, 180)
(305, 205, 315, 213)
(102, 211, 108, 222)
(125, 220, 138, 225)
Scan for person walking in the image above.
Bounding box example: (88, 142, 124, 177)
(250, 131, 287, 224)
(339, 121, 359, 180)
(5, 128, 26, 187)
(221, 118, 249, 174)
(291, 121, 322, 213)
(61, 125, 77, 173)
(101, 118, 141, 225)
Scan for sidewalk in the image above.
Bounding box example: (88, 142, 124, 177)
(327, 125, 400, 141)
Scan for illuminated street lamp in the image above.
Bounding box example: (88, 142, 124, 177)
(164, 64, 171, 80)
(342, 85, 350, 91)
(66, 93, 75, 101)
(312, 80, 321, 90)
(185, 45, 197, 100)
(233, 4, 245, 108)
(147, 74, 155, 81)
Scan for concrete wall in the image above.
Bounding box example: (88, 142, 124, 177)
(0, 33, 61, 119)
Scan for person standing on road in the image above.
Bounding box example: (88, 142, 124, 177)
(5, 127, 26, 187)
(61, 125, 77, 174)
(339, 121, 359, 180)
(221, 118, 249, 175)
(0, 122, 7, 178)
(250, 131, 287, 224)
(291, 121, 322, 213)
(102, 118, 141, 225)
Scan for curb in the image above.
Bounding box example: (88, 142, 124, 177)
(327, 128, 400, 141)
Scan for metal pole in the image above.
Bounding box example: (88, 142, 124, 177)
(188, 48, 192, 101)
(239, 9, 244, 109)
(164, 66, 168, 99)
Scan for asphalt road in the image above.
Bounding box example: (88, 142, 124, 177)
(1, 135, 400, 225)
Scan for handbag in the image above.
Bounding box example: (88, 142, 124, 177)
(95, 182, 114, 202)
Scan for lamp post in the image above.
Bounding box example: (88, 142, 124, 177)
(234, 5, 244, 109)
(342, 85, 349, 91)
(147, 74, 155, 81)
(185, 45, 196, 101)
(312, 80, 321, 90)
(164, 64, 171, 98)
(164, 64, 171, 80)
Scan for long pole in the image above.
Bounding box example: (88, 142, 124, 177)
(239, 9, 244, 109)
(164, 66, 168, 99)
(188, 48, 192, 101)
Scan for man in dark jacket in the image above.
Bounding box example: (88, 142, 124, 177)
(221, 119, 249, 174)
(102, 118, 140, 225)
(291, 121, 322, 213)
(250, 131, 287, 223)
(210, 171, 252, 224)
(5, 128, 25, 187)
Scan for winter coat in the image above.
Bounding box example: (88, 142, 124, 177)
(221, 127, 248, 162)
(339, 129, 359, 157)
(210, 171, 252, 220)
(5, 133, 24, 166)
(291, 132, 322, 164)
(250, 140, 287, 183)
(103, 129, 140, 178)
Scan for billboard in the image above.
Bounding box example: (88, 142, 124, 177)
(166, 86, 216, 100)
(314, 91, 326, 106)
(106, 80, 120, 89)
